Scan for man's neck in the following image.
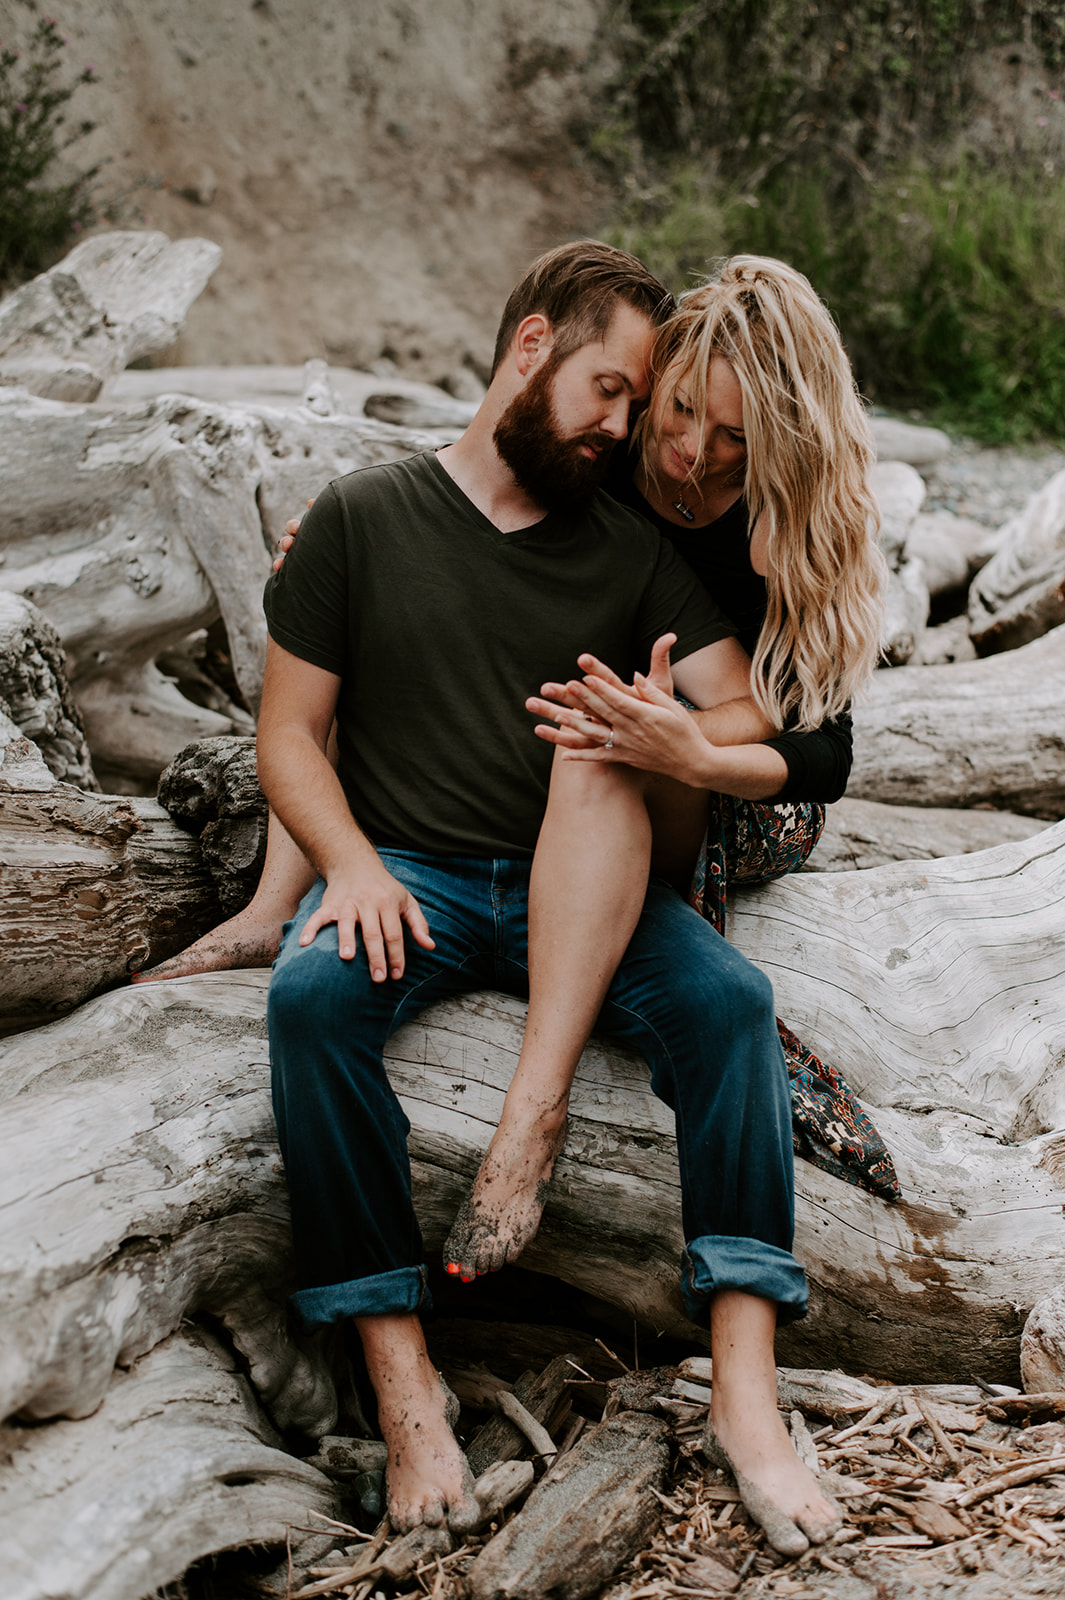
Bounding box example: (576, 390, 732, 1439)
(436, 413, 548, 534)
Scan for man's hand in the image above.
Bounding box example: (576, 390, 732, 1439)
(299, 854, 435, 981)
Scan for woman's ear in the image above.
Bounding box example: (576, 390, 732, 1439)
(513, 313, 554, 377)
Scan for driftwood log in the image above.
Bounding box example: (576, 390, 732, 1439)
(907, 508, 998, 601)
(850, 622, 1065, 816)
(4, 820, 1065, 1447)
(969, 466, 1065, 654)
(809, 795, 1048, 872)
(872, 460, 930, 665)
(466, 1410, 670, 1600)
(0, 379, 443, 790)
(0, 230, 221, 403)
(0, 722, 220, 1034)
(0, 1326, 337, 1600)
(0, 590, 96, 789)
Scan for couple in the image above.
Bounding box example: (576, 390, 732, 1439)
(146, 242, 885, 1551)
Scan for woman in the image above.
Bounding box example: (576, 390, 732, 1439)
(441, 255, 894, 1288)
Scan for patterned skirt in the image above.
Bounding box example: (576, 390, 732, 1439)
(688, 796, 900, 1202)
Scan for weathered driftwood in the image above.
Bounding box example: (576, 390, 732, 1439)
(468, 1354, 575, 1477)
(0, 375, 445, 789)
(911, 613, 979, 665)
(466, 1410, 670, 1600)
(0, 753, 220, 1033)
(0, 974, 336, 1434)
(0, 230, 222, 403)
(807, 795, 1048, 873)
(881, 555, 931, 667)
(907, 508, 998, 599)
(872, 460, 926, 568)
(1021, 1289, 1065, 1395)
(0, 1326, 337, 1600)
(728, 820, 1065, 1376)
(969, 467, 1065, 654)
(363, 390, 477, 430)
(4, 821, 1065, 1446)
(850, 622, 1065, 816)
(872, 461, 930, 665)
(157, 734, 268, 913)
(0, 590, 96, 789)
(870, 417, 950, 469)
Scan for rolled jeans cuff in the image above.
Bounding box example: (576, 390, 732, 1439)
(291, 1264, 430, 1331)
(683, 1236, 809, 1326)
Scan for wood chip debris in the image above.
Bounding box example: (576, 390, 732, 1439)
(265, 1356, 1065, 1600)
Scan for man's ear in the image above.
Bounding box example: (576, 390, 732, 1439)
(513, 313, 554, 377)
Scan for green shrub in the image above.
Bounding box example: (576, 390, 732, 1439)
(0, 14, 99, 284)
(593, 0, 1065, 440)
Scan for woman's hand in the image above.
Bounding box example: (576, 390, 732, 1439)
(526, 634, 717, 787)
(272, 499, 314, 571)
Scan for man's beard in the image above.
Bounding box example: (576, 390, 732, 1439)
(493, 361, 615, 513)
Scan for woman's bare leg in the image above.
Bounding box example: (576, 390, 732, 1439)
(132, 808, 314, 982)
(707, 1291, 842, 1555)
(444, 754, 653, 1279)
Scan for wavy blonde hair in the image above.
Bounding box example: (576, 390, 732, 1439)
(640, 256, 886, 731)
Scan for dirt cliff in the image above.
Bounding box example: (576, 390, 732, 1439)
(0, 0, 609, 383)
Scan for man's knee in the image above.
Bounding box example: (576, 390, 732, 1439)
(269, 933, 357, 1043)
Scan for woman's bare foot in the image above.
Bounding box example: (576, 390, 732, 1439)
(704, 1401, 842, 1557)
(358, 1313, 480, 1535)
(130, 906, 284, 984)
(443, 1104, 567, 1279)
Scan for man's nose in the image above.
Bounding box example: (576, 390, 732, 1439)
(601, 395, 631, 438)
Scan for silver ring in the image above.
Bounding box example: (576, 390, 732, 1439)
(604, 731, 615, 751)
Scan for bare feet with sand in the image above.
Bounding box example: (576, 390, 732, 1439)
(704, 1392, 842, 1557)
(358, 1313, 480, 1534)
(130, 905, 284, 983)
(442, 1098, 567, 1280)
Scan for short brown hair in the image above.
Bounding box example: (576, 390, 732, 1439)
(490, 240, 674, 377)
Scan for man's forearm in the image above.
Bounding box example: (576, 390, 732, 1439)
(692, 695, 775, 747)
(257, 726, 376, 879)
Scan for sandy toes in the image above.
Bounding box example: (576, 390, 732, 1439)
(702, 1413, 843, 1556)
(442, 1114, 566, 1279)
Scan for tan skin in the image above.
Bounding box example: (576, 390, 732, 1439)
(138, 333, 840, 1553)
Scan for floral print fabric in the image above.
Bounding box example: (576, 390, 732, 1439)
(688, 796, 901, 1202)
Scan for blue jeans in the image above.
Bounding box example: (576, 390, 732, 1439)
(268, 850, 807, 1331)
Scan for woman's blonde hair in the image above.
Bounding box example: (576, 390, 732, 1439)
(640, 255, 886, 731)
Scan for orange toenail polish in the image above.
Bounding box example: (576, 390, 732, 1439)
(445, 1262, 459, 1274)
(461, 1275, 473, 1283)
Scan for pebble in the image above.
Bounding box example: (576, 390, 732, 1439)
(918, 435, 1065, 528)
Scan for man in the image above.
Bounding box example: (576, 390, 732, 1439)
(259, 241, 839, 1552)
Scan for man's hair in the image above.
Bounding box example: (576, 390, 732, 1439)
(490, 240, 674, 377)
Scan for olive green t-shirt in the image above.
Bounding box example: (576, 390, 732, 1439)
(263, 451, 735, 858)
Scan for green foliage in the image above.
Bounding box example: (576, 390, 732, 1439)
(593, 0, 1065, 441)
(0, 14, 99, 283)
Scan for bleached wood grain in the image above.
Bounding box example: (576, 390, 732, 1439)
(0, 1327, 336, 1600)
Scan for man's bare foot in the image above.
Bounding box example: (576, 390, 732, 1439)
(359, 1315, 480, 1535)
(703, 1403, 843, 1557)
(442, 1106, 566, 1279)
(130, 907, 283, 984)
